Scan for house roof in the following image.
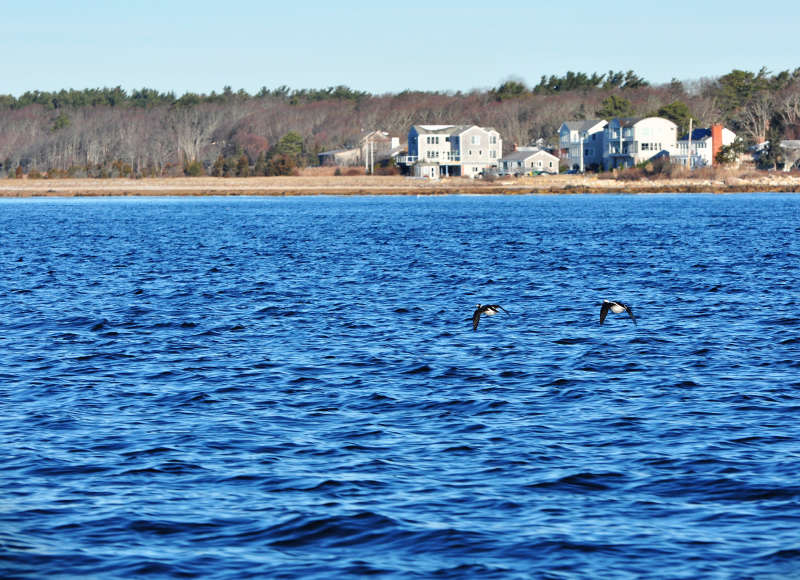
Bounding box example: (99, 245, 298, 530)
(359, 130, 393, 141)
(455, 124, 499, 135)
(613, 117, 644, 128)
(500, 149, 557, 162)
(412, 124, 499, 135)
(562, 119, 606, 132)
(678, 128, 712, 142)
(414, 124, 460, 134)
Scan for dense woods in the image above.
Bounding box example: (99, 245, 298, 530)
(2, 68, 799, 177)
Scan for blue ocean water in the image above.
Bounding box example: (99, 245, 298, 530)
(1, 193, 799, 579)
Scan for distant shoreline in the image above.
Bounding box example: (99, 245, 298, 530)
(2, 174, 800, 197)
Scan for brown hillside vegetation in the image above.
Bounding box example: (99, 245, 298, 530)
(2, 68, 800, 178)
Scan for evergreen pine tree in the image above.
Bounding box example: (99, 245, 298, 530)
(211, 155, 224, 177)
(236, 154, 250, 177)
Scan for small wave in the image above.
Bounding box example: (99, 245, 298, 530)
(554, 336, 594, 345)
(405, 364, 432, 374)
(441, 445, 477, 453)
(267, 511, 402, 548)
(527, 471, 628, 492)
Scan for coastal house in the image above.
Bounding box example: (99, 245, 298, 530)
(499, 147, 559, 175)
(399, 124, 502, 178)
(360, 130, 402, 168)
(559, 119, 607, 172)
(602, 117, 678, 170)
(317, 148, 361, 166)
(780, 140, 800, 171)
(318, 130, 401, 168)
(750, 140, 800, 171)
(673, 125, 737, 168)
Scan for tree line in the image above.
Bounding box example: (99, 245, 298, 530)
(2, 67, 799, 178)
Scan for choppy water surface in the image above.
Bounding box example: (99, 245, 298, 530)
(2, 193, 799, 578)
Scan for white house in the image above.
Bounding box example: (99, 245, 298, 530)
(559, 119, 607, 172)
(603, 117, 678, 170)
(401, 124, 502, 178)
(673, 125, 737, 168)
(499, 147, 559, 175)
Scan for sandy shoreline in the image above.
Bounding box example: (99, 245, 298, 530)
(2, 174, 800, 197)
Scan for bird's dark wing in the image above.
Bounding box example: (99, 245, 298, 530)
(599, 302, 610, 324)
(625, 306, 637, 325)
(472, 309, 481, 330)
(494, 305, 509, 314)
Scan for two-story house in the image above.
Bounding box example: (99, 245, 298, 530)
(403, 125, 502, 178)
(673, 125, 737, 168)
(603, 117, 678, 170)
(559, 120, 607, 172)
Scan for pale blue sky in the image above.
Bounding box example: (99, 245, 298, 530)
(2, 0, 797, 96)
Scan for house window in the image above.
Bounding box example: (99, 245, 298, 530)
(490, 150, 496, 158)
(489, 135, 497, 144)
(471, 135, 480, 145)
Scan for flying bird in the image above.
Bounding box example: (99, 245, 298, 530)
(473, 303, 508, 330)
(599, 300, 636, 325)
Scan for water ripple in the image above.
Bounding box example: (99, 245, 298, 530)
(2, 194, 799, 578)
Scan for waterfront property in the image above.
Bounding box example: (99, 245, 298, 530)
(318, 130, 402, 168)
(559, 119, 607, 172)
(602, 117, 678, 170)
(781, 140, 800, 171)
(498, 147, 560, 175)
(398, 125, 502, 178)
(673, 125, 737, 168)
(558, 116, 746, 171)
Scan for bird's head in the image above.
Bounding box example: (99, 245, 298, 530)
(476, 303, 482, 309)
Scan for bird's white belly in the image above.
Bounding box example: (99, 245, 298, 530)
(610, 304, 625, 314)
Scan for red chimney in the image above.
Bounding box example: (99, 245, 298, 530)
(711, 125, 723, 165)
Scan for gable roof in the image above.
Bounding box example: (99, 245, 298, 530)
(613, 117, 644, 128)
(561, 119, 606, 132)
(500, 148, 557, 162)
(456, 124, 499, 135)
